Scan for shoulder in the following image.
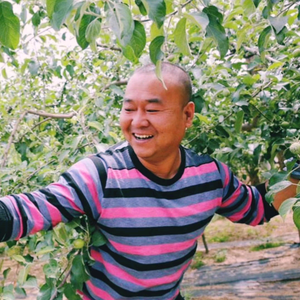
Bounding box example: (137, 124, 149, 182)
(183, 146, 216, 167)
(91, 141, 133, 170)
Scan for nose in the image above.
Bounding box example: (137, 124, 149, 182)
(131, 109, 149, 127)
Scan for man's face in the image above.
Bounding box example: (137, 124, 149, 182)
(120, 71, 194, 166)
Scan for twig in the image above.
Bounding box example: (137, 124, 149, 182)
(27, 110, 76, 119)
(1, 111, 27, 168)
(102, 79, 128, 91)
(243, 46, 279, 63)
(140, 0, 194, 23)
(17, 117, 52, 143)
(1, 110, 76, 168)
(97, 43, 122, 52)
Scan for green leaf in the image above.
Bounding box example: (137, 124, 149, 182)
(237, 24, 251, 51)
(234, 110, 244, 133)
(269, 16, 288, 34)
(253, 144, 262, 166)
(18, 264, 31, 285)
(144, 0, 166, 28)
(32, 12, 41, 27)
(91, 230, 107, 247)
(53, 224, 69, 245)
(149, 35, 165, 65)
(184, 12, 209, 30)
(258, 26, 271, 54)
(279, 197, 298, 219)
(88, 121, 102, 131)
(293, 206, 300, 230)
(108, 2, 134, 46)
(135, 0, 147, 16)
(47, 0, 74, 31)
(275, 26, 287, 45)
(85, 19, 101, 43)
(38, 280, 56, 300)
(76, 14, 94, 49)
(203, 7, 229, 58)
(268, 180, 292, 193)
(71, 255, 90, 290)
(63, 283, 82, 300)
(43, 259, 59, 278)
(0, 1, 20, 49)
(242, 0, 256, 16)
(174, 18, 191, 56)
(123, 20, 146, 61)
(231, 84, 246, 103)
(253, 0, 261, 8)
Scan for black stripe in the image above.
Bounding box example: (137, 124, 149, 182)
(88, 155, 107, 192)
(89, 267, 180, 297)
(105, 180, 222, 200)
(237, 187, 262, 224)
(39, 188, 73, 222)
(99, 215, 213, 237)
(24, 193, 40, 209)
(223, 172, 236, 200)
(11, 195, 28, 238)
(61, 172, 95, 220)
(0, 202, 13, 241)
(99, 243, 197, 271)
(217, 185, 248, 215)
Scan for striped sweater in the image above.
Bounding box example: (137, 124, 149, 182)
(0, 142, 276, 299)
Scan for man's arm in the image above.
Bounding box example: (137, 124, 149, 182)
(0, 157, 104, 242)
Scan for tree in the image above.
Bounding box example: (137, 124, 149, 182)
(0, 0, 300, 298)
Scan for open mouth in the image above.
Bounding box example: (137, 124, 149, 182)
(133, 133, 154, 140)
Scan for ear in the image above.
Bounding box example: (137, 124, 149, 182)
(184, 101, 195, 128)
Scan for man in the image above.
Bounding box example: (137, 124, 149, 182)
(0, 62, 298, 299)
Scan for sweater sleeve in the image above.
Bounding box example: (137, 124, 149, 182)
(215, 160, 277, 225)
(0, 157, 104, 242)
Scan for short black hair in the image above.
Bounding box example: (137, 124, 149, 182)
(132, 62, 192, 105)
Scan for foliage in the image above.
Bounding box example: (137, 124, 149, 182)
(0, 0, 300, 298)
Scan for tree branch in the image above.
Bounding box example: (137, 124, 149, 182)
(1, 111, 28, 168)
(97, 43, 122, 52)
(27, 109, 76, 119)
(243, 46, 279, 63)
(103, 79, 128, 91)
(1, 110, 76, 168)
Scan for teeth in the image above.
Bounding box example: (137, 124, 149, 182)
(134, 134, 153, 140)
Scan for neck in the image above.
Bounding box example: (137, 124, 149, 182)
(139, 149, 182, 179)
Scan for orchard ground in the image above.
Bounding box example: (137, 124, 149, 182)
(0, 214, 299, 299)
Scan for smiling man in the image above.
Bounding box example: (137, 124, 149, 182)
(0, 62, 298, 300)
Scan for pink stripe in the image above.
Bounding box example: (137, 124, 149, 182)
(249, 196, 264, 226)
(18, 194, 44, 235)
(182, 162, 217, 178)
(8, 196, 23, 240)
(221, 162, 230, 186)
(91, 250, 191, 288)
(76, 161, 102, 215)
(102, 198, 220, 219)
(228, 186, 252, 222)
(107, 168, 149, 180)
(221, 182, 242, 208)
(86, 281, 115, 300)
(49, 184, 85, 214)
(110, 239, 195, 256)
(32, 191, 63, 226)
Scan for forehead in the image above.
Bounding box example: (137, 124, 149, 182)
(124, 72, 182, 101)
